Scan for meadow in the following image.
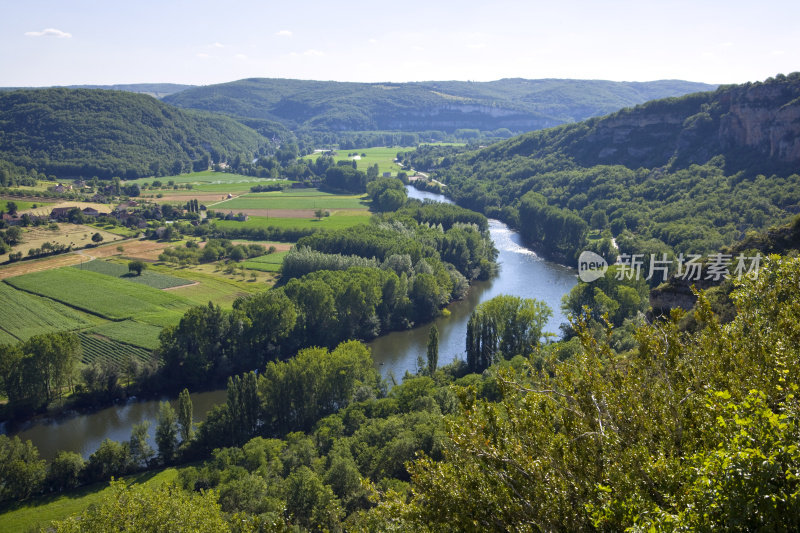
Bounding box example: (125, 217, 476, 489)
(122, 170, 277, 193)
(78, 333, 154, 367)
(1, 199, 52, 212)
(214, 211, 371, 232)
(241, 250, 288, 272)
(5, 268, 192, 321)
(303, 146, 409, 176)
(0, 224, 122, 264)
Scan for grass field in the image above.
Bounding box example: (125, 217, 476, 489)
(0, 283, 94, 342)
(122, 170, 278, 193)
(304, 146, 410, 176)
(214, 211, 371, 232)
(0, 199, 52, 212)
(210, 189, 368, 210)
(77, 259, 193, 289)
(0, 467, 180, 533)
(86, 320, 163, 350)
(6, 268, 191, 321)
(145, 263, 266, 308)
(241, 250, 288, 272)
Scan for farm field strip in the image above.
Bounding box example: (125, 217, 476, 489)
(211, 193, 368, 210)
(86, 320, 163, 350)
(76, 259, 193, 289)
(0, 283, 93, 341)
(5, 268, 192, 321)
(78, 333, 154, 368)
(214, 211, 371, 232)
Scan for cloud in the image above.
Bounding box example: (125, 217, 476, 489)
(196, 52, 211, 59)
(235, 53, 248, 60)
(368, 38, 377, 44)
(212, 42, 225, 48)
(275, 30, 292, 37)
(303, 49, 324, 57)
(24, 28, 72, 38)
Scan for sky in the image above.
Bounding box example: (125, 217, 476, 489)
(1, 0, 798, 87)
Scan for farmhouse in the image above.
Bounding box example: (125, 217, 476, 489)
(49, 207, 73, 219)
(82, 207, 100, 217)
(1, 213, 22, 226)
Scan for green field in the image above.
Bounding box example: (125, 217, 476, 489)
(0, 468, 180, 533)
(6, 268, 191, 321)
(241, 251, 288, 272)
(143, 263, 264, 307)
(1, 199, 52, 212)
(123, 170, 280, 193)
(214, 211, 371, 232)
(304, 146, 410, 176)
(0, 283, 94, 342)
(76, 259, 193, 289)
(87, 320, 162, 350)
(210, 189, 368, 210)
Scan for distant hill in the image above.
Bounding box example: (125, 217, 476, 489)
(0, 83, 194, 99)
(162, 77, 716, 133)
(0, 88, 265, 179)
(465, 73, 800, 177)
(420, 74, 800, 261)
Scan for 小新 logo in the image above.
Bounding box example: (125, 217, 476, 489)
(578, 251, 608, 282)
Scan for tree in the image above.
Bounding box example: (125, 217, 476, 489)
(315, 208, 325, 220)
(49, 480, 232, 532)
(177, 388, 194, 444)
(426, 325, 439, 375)
(129, 421, 154, 468)
(0, 435, 46, 502)
(128, 260, 147, 276)
(6, 201, 17, 216)
(155, 401, 179, 464)
(47, 450, 84, 491)
(85, 439, 131, 482)
(91, 232, 104, 243)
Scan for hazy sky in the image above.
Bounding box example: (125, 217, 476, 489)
(2, 0, 797, 87)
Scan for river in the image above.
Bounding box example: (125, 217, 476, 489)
(6, 186, 577, 460)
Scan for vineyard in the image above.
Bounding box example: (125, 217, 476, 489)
(76, 260, 192, 289)
(78, 333, 154, 368)
(0, 282, 93, 341)
(6, 268, 192, 320)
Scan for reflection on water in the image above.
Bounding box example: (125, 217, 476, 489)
(5, 185, 576, 459)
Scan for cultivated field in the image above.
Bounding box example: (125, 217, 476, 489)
(214, 211, 371, 232)
(22, 201, 112, 217)
(0, 283, 94, 342)
(79, 259, 192, 289)
(5, 268, 192, 321)
(209, 189, 368, 210)
(86, 320, 163, 350)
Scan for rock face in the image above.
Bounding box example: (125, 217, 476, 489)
(544, 74, 800, 176)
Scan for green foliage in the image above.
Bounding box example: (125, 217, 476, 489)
(0, 332, 81, 410)
(367, 177, 407, 212)
(78, 259, 189, 288)
(156, 402, 179, 464)
(426, 325, 439, 375)
(367, 255, 800, 530)
(127, 260, 145, 276)
(46, 451, 85, 492)
(0, 88, 264, 179)
(0, 435, 46, 502)
(466, 295, 552, 372)
(85, 439, 132, 483)
(47, 479, 233, 532)
(177, 388, 194, 444)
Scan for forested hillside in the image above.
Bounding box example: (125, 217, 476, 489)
(163, 77, 714, 134)
(419, 74, 800, 261)
(0, 89, 266, 179)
